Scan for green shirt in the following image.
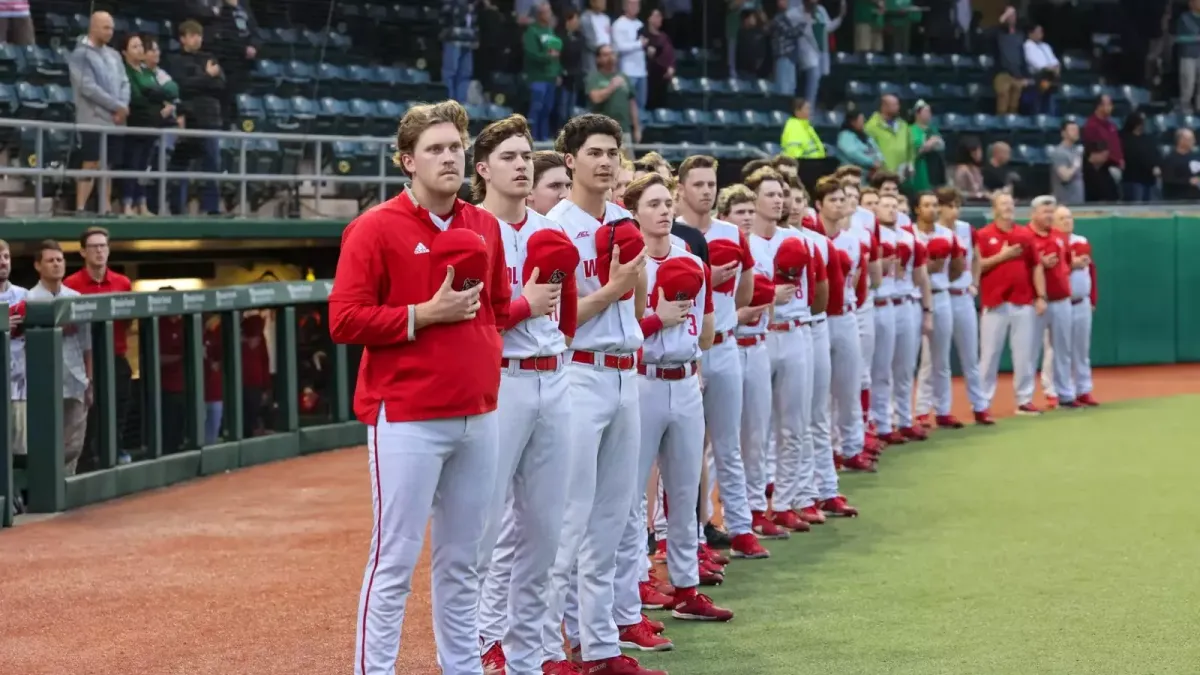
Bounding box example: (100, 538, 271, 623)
(885, 0, 921, 26)
(854, 0, 883, 28)
(908, 123, 940, 191)
(585, 71, 632, 133)
(523, 24, 562, 82)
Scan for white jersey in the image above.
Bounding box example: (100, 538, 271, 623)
(702, 219, 753, 333)
(949, 219, 974, 291)
(1068, 233, 1092, 301)
(914, 224, 956, 292)
(1, 282, 27, 400)
(832, 230, 864, 310)
(798, 228, 831, 321)
(497, 207, 572, 359)
(748, 227, 811, 322)
(893, 226, 918, 298)
(548, 199, 644, 354)
(643, 245, 710, 364)
(847, 209, 876, 303)
(876, 225, 900, 299)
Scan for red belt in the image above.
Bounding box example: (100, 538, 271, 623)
(712, 330, 735, 345)
(949, 288, 967, 296)
(769, 318, 802, 332)
(892, 297, 911, 305)
(932, 288, 948, 294)
(638, 361, 698, 380)
(873, 299, 890, 307)
(501, 355, 563, 372)
(736, 335, 765, 347)
(570, 350, 637, 371)
(1071, 298, 1085, 305)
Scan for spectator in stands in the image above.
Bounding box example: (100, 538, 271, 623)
(141, 37, 181, 216)
(837, 109, 884, 171)
(475, 0, 512, 88)
(441, 0, 478, 104)
(168, 20, 225, 216)
(727, 0, 763, 76)
(64, 227, 134, 466)
(1, 241, 28, 478)
(524, 3, 562, 141)
(770, 0, 803, 96)
(735, 8, 769, 80)
(587, 45, 641, 143)
(1022, 23, 1060, 77)
(797, 0, 844, 107)
(556, 9, 585, 130)
(990, 6, 1027, 115)
(1048, 120, 1084, 205)
(981, 141, 1019, 194)
(1162, 128, 1200, 200)
(581, 0, 613, 73)
(781, 97, 826, 159)
(0, 0, 33, 45)
(1119, 112, 1160, 202)
(158, 289, 187, 453)
(1177, 0, 1200, 114)
(68, 11, 130, 216)
(206, 0, 261, 126)
(952, 135, 987, 201)
(864, 93, 913, 174)
(1082, 94, 1124, 170)
(203, 314, 224, 445)
(644, 8, 676, 110)
(1083, 141, 1121, 202)
(885, 0, 921, 54)
(613, 0, 649, 115)
(28, 240, 92, 476)
(120, 34, 174, 217)
(853, 0, 885, 52)
(908, 100, 944, 191)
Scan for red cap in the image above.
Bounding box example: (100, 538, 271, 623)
(523, 228, 580, 285)
(430, 228, 489, 293)
(773, 237, 809, 285)
(896, 240, 913, 267)
(750, 274, 775, 307)
(707, 239, 742, 294)
(651, 257, 704, 309)
(9, 301, 25, 339)
(926, 237, 953, 259)
(594, 218, 644, 300)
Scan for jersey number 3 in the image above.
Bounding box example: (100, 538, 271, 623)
(686, 315, 698, 336)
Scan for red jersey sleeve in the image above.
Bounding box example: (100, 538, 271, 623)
(703, 265, 715, 314)
(952, 236, 966, 258)
(1089, 262, 1098, 306)
(558, 274, 579, 338)
(738, 231, 755, 268)
(914, 240, 928, 266)
(872, 219, 882, 260)
(855, 257, 868, 306)
(503, 297, 532, 331)
(812, 244, 828, 282)
(487, 217, 513, 332)
(329, 218, 414, 346)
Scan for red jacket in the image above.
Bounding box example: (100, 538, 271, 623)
(1031, 228, 1072, 302)
(329, 192, 511, 425)
(64, 267, 132, 356)
(975, 222, 1039, 308)
(159, 317, 185, 394)
(204, 321, 223, 403)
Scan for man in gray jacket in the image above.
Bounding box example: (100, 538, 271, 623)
(67, 12, 130, 215)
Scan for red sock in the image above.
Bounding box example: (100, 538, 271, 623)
(674, 586, 697, 600)
(662, 493, 669, 519)
(860, 389, 870, 421)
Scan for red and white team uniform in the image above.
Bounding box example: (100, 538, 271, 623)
(891, 225, 927, 437)
(796, 225, 839, 518)
(869, 224, 902, 440)
(1030, 226, 1076, 405)
(829, 227, 870, 468)
(1041, 234, 1097, 403)
(975, 222, 1041, 410)
(913, 224, 962, 423)
(737, 273, 782, 537)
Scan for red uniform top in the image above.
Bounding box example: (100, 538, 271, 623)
(329, 192, 511, 424)
(1069, 237, 1099, 306)
(1031, 228, 1072, 302)
(805, 238, 828, 311)
(159, 317, 184, 394)
(974, 222, 1039, 309)
(241, 314, 271, 389)
(64, 267, 132, 356)
(826, 248, 852, 316)
(855, 241, 870, 307)
(204, 321, 223, 403)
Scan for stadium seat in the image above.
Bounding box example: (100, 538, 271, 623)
(282, 60, 315, 96)
(485, 103, 513, 122)
(314, 63, 348, 97)
(967, 113, 998, 133)
(252, 59, 283, 91)
(262, 94, 300, 132)
(0, 43, 20, 79)
(315, 97, 347, 135)
(906, 81, 933, 101)
(344, 65, 374, 91)
(347, 98, 383, 135)
(18, 126, 72, 169)
(235, 94, 266, 133)
(42, 13, 73, 41)
(375, 100, 406, 130)
(14, 82, 47, 119)
(845, 80, 875, 99)
(43, 83, 72, 122)
(0, 82, 16, 117)
(647, 108, 683, 143)
(921, 53, 951, 71)
(21, 45, 68, 83)
(876, 81, 901, 97)
(131, 17, 164, 39)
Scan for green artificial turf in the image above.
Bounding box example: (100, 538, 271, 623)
(636, 396, 1200, 675)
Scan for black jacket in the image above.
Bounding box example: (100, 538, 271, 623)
(1161, 151, 1200, 200)
(206, 1, 261, 77)
(559, 28, 585, 86)
(168, 50, 226, 130)
(1120, 132, 1159, 186)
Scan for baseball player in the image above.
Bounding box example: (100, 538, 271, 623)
(1041, 205, 1100, 407)
(890, 201, 933, 442)
(542, 114, 660, 675)
(869, 189, 905, 446)
(527, 150, 572, 216)
(470, 117, 582, 675)
(613, 173, 737, 638)
(329, 100, 512, 675)
(976, 192, 1047, 416)
(673, 156, 770, 560)
(746, 167, 823, 534)
(911, 191, 967, 430)
(1027, 196, 1079, 409)
(849, 186, 884, 453)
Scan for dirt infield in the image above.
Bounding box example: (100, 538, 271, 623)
(2, 364, 1198, 675)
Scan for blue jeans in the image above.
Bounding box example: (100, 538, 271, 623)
(628, 75, 648, 116)
(1121, 181, 1156, 202)
(774, 58, 797, 96)
(528, 81, 556, 141)
(204, 401, 223, 446)
(120, 134, 154, 207)
(171, 136, 221, 215)
(554, 83, 578, 130)
(442, 43, 473, 103)
(801, 66, 821, 106)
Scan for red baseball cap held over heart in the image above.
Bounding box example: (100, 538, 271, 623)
(594, 218, 645, 300)
(751, 274, 775, 307)
(429, 228, 489, 294)
(707, 239, 742, 294)
(773, 237, 810, 285)
(523, 228, 581, 285)
(925, 237, 953, 259)
(651, 257, 704, 309)
(9, 301, 26, 339)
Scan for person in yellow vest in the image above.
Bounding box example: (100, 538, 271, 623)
(780, 97, 826, 159)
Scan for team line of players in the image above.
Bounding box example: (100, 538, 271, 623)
(328, 102, 1100, 675)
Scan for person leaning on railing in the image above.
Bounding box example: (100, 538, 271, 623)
(67, 11, 131, 216)
(0, 240, 28, 485)
(120, 33, 175, 217)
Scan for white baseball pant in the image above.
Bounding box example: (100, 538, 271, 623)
(1034, 299, 1075, 402)
(950, 291, 987, 412)
(891, 301, 922, 430)
(869, 303, 898, 434)
(478, 491, 516, 646)
(1065, 299, 1093, 396)
(355, 405, 499, 675)
(477, 368, 572, 675)
(544, 365, 640, 663)
(857, 302, 876, 390)
(768, 325, 814, 512)
(979, 302, 1037, 408)
(829, 313, 864, 459)
(915, 290, 954, 417)
(614, 370, 705, 625)
(739, 339, 772, 512)
(799, 320, 836, 505)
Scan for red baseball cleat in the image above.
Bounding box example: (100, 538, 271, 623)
(1078, 393, 1099, 406)
(820, 495, 859, 517)
(618, 618, 674, 651)
(483, 642, 507, 675)
(700, 542, 730, 566)
(647, 566, 676, 596)
(863, 434, 885, 455)
(641, 613, 665, 634)
(582, 655, 667, 675)
(671, 588, 734, 622)
(916, 413, 935, 429)
(1016, 403, 1042, 416)
(899, 425, 928, 441)
(699, 553, 725, 575)
(751, 510, 790, 539)
(639, 581, 674, 610)
(698, 566, 724, 586)
(833, 453, 844, 470)
(652, 539, 667, 564)
(765, 482, 775, 500)
(1059, 398, 1083, 409)
(729, 531, 770, 559)
(935, 414, 965, 429)
(797, 504, 826, 525)
(1045, 395, 1059, 409)
(542, 660, 583, 674)
(880, 430, 907, 445)
(771, 509, 811, 532)
(867, 420, 878, 436)
(841, 452, 877, 472)
(974, 409, 996, 425)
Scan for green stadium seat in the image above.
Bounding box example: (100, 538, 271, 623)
(876, 81, 901, 97)
(21, 45, 68, 84)
(344, 65, 373, 91)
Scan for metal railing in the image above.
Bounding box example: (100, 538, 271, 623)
(2, 119, 769, 218)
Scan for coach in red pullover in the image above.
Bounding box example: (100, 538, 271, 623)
(1030, 202, 1078, 407)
